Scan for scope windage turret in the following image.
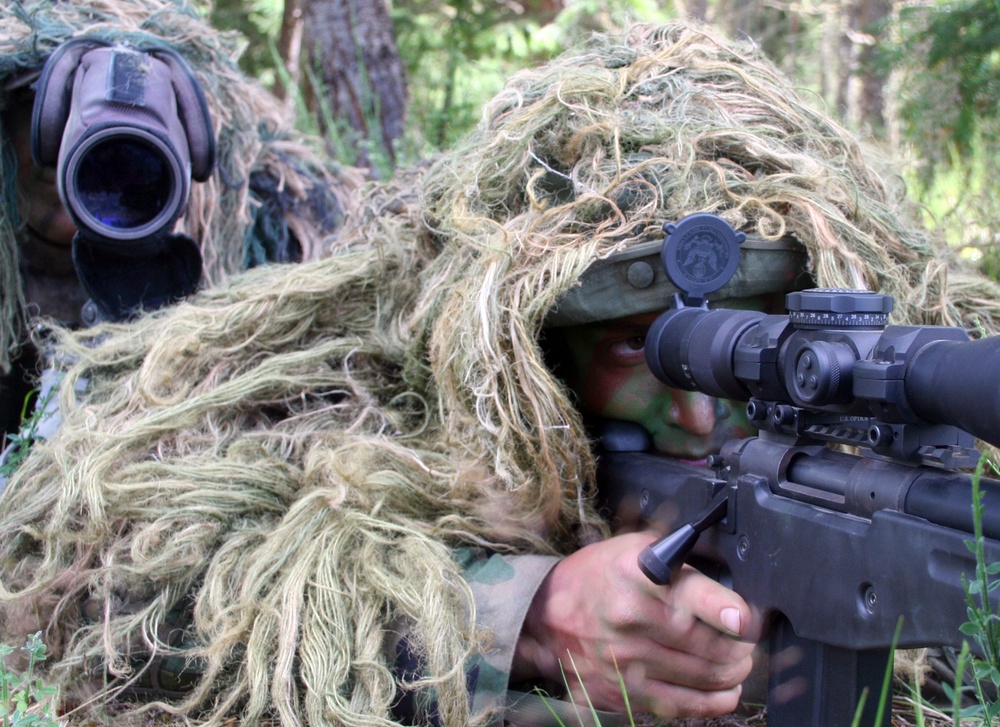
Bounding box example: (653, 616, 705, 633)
(644, 288, 1000, 451)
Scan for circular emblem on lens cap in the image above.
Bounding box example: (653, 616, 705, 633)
(662, 214, 746, 299)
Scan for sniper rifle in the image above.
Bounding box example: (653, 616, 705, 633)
(596, 214, 1000, 727)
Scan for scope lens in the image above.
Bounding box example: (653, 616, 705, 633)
(73, 137, 173, 229)
(646, 307, 765, 400)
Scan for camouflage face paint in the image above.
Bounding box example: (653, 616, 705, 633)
(561, 310, 754, 460)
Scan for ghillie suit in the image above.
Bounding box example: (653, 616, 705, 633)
(0, 0, 363, 380)
(1, 20, 999, 727)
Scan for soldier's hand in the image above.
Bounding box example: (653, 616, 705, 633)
(513, 531, 756, 718)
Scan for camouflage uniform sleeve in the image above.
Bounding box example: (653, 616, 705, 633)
(388, 548, 558, 725)
(458, 548, 561, 724)
(390, 549, 637, 727)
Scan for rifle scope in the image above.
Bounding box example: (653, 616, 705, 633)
(645, 288, 1000, 450)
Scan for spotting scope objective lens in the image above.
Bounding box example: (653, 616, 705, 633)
(71, 135, 177, 231)
(63, 127, 187, 242)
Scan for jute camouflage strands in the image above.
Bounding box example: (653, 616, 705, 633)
(2, 20, 999, 727)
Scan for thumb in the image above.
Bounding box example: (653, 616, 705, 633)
(717, 605, 745, 638)
(673, 566, 752, 638)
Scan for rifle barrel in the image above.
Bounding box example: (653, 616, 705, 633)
(754, 440, 1000, 539)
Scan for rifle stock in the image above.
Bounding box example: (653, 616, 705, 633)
(597, 431, 1000, 727)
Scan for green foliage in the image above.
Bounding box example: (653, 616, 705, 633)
(218, 0, 677, 164)
(549, 0, 673, 45)
(392, 0, 558, 154)
(203, 0, 1000, 246)
(209, 0, 285, 83)
(904, 134, 1000, 254)
(882, 0, 1000, 276)
(390, 0, 679, 158)
(537, 651, 639, 727)
(0, 383, 55, 481)
(0, 633, 58, 727)
(889, 0, 1000, 168)
(954, 455, 1000, 724)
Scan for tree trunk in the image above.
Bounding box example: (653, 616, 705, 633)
(275, 0, 305, 109)
(685, 0, 709, 23)
(854, 0, 890, 133)
(838, 0, 854, 119)
(300, 0, 407, 175)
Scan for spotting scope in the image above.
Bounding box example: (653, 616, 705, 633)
(29, 37, 216, 321)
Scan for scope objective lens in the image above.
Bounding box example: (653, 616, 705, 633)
(74, 137, 173, 229)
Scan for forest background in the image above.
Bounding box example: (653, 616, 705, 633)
(204, 0, 1000, 279)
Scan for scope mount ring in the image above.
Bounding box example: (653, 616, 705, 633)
(662, 214, 746, 306)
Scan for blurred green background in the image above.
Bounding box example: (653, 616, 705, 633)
(206, 0, 1000, 275)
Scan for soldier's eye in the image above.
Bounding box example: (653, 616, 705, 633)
(609, 336, 646, 359)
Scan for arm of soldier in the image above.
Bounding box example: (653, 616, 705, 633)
(512, 531, 756, 719)
(458, 549, 562, 721)
(388, 548, 561, 726)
